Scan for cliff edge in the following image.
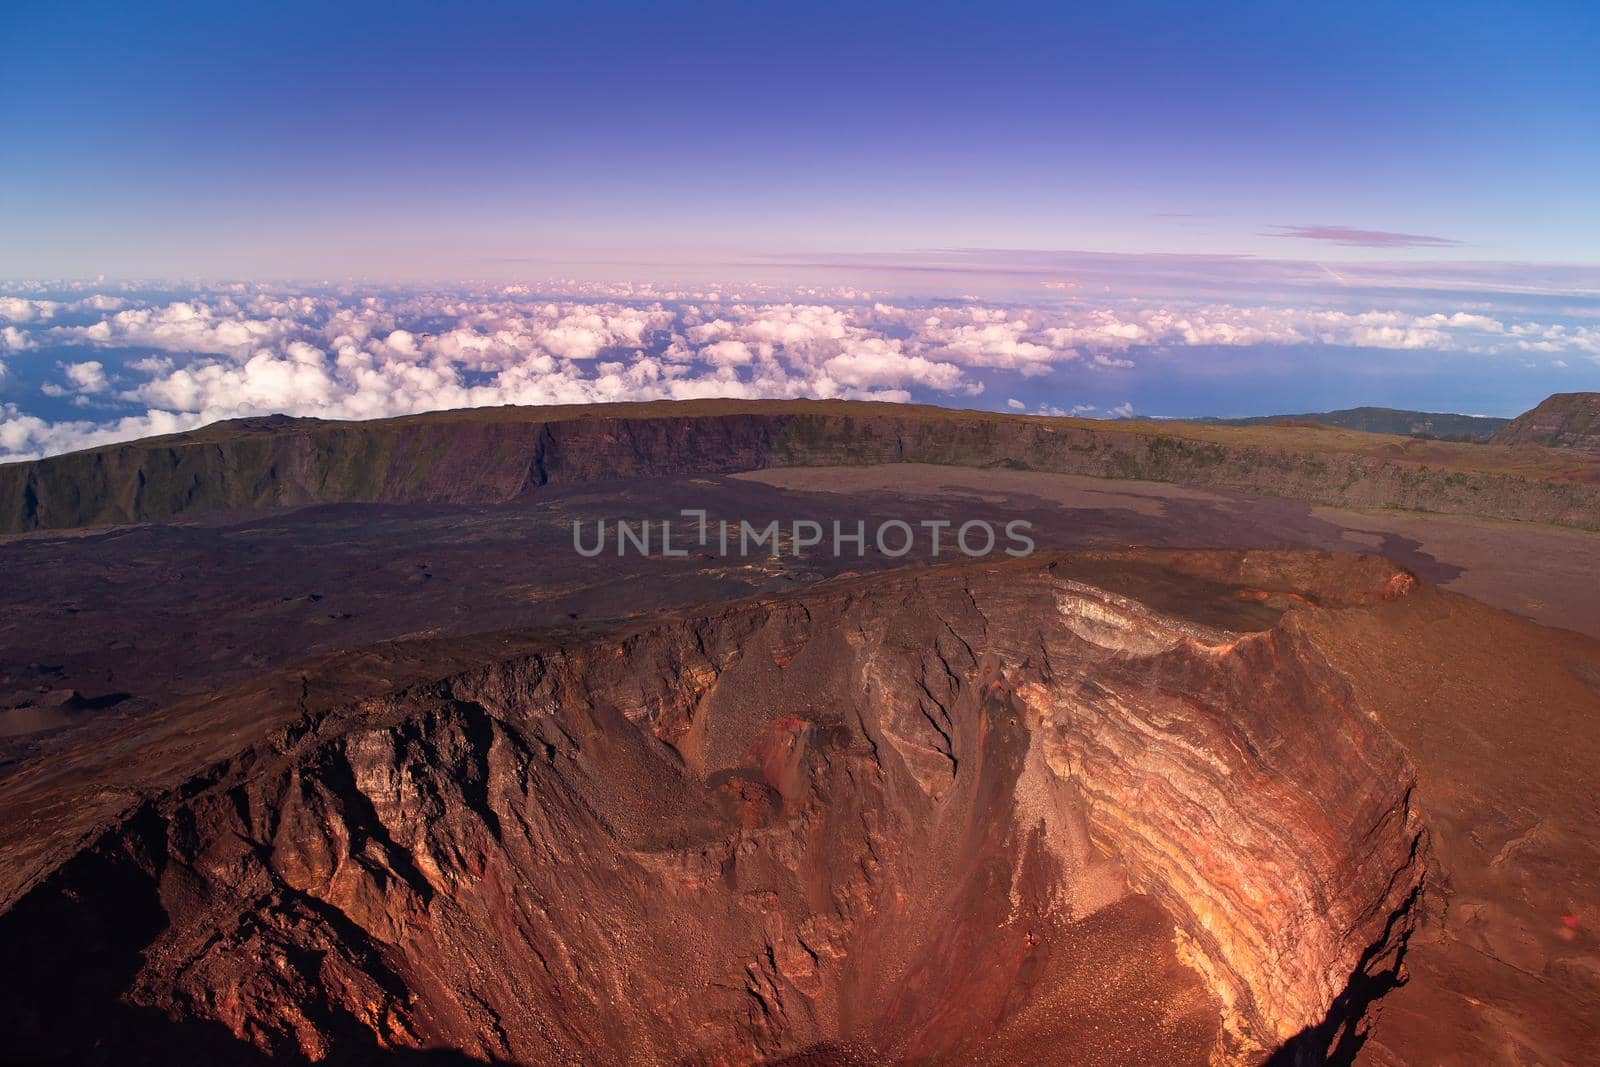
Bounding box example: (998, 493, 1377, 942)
(1493, 391, 1600, 451)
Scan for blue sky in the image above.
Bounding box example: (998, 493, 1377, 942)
(3, 0, 1597, 277)
(0, 3, 1597, 454)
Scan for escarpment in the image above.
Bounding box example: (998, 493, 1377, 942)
(1022, 582, 1423, 1049)
(1492, 391, 1600, 452)
(3, 398, 1598, 533)
(0, 552, 1429, 1065)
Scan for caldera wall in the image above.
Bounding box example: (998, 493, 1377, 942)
(0, 553, 1429, 1064)
(3, 403, 1598, 532)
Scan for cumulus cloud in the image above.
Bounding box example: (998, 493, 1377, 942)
(822, 343, 970, 392)
(50, 299, 307, 357)
(0, 297, 59, 323)
(699, 340, 756, 367)
(65, 361, 109, 393)
(0, 403, 203, 462)
(910, 309, 1059, 371)
(0, 326, 35, 353)
(0, 279, 1594, 461)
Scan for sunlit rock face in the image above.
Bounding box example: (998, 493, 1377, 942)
(0, 552, 1428, 1065)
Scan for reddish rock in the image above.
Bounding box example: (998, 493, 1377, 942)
(0, 551, 1434, 1065)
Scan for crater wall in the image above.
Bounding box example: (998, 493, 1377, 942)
(0, 554, 1429, 1064)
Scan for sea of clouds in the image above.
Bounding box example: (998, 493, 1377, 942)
(0, 278, 1594, 461)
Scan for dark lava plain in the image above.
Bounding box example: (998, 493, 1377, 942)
(5, 465, 1597, 770)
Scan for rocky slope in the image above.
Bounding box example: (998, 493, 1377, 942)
(1492, 391, 1600, 451)
(1292, 571, 1600, 1066)
(0, 551, 1429, 1065)
(2, 400, 1599, 534)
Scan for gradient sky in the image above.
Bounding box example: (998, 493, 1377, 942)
(3, 0, 1597, 279)
(1, 2, 1597, 456)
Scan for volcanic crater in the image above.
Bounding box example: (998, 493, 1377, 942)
(0, 550, 1431, 1066)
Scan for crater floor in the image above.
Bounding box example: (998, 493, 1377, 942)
(0, 550, 1466, 1065)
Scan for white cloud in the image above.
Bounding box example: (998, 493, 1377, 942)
(383, 329, 420, 357)
(911, 315, 1058, 370)
(0, 298, 59, 323)
(0, 403, 203, 462)
(65, 361, 109, 393)
(0, 326, 35, 352)
(50, 299, 305, 357)
(1, 281, 1594, 461)
(699, 340, 756, 367)
(822, 344, 969, 392)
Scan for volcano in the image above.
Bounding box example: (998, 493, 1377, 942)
(0, 550, 1452, 1065)
(1, 406, 1598, 1066)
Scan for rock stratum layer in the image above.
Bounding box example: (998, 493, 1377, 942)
(1492, 391, 1600, 452)
(0, 551, 1429, 1065)
(3, 399, 1598, 534)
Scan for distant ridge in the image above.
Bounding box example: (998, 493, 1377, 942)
(1493, 393, 1600, 451)
(1198, 406, 1508, 441)
(2, 399, 1599, 534)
